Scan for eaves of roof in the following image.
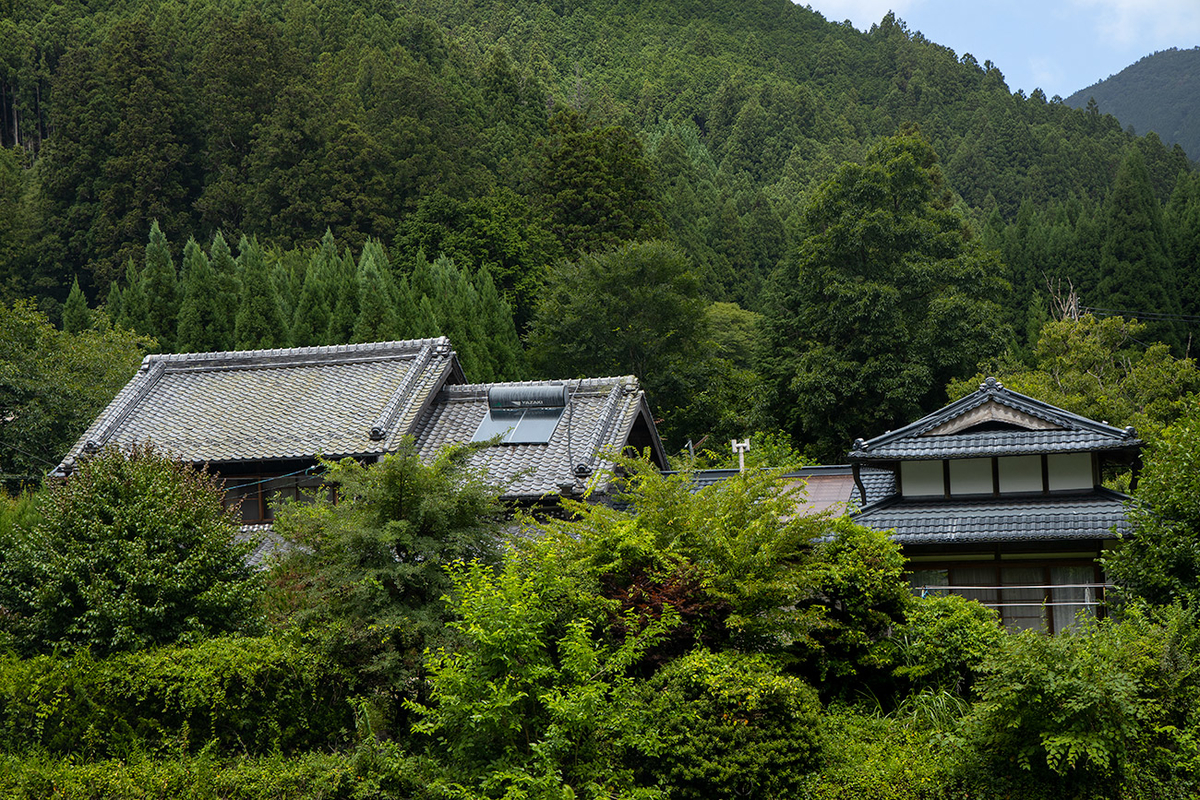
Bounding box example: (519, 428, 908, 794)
(853, 488, 1131, 545)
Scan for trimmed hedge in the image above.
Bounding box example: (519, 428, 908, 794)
(0, 747, 444, 800)
(0, 634, 355, 757)
(0, 752, 356, 799)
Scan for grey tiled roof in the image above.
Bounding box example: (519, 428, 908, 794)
(859, 467, 896, 505)
(55, 339, 463, 472)
(686, 468, 742, 490)
(236, 523, 304, 570)
(680, 465, 894, 511)
(861, 428, 1135, 459)
(850, 378, 1140, 461)
(412, 376, 662, 499)
(855, 490, 1130, 545)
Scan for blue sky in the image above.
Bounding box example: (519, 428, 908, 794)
(798, 0, 1200, 99)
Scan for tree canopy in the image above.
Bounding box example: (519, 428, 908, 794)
(0, 300, 148, 492)
(763, 133, 1011, 461)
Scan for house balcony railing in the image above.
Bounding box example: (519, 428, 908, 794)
(911, 582, 1111, 606)
(909, 582, 1113, 632)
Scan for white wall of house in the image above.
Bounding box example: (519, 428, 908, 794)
(901, 460, 943, 496)
(1048, 452, 1093, 491)
(998, 455, 1042, 493)
(899, 452, 1096, 498)
(949, 458, 992, 494)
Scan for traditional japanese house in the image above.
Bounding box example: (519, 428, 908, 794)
(52, 338, 666, 563)
(848, 377, 1141, 631)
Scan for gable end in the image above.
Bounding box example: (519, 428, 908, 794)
(923, 399, 1063, 436)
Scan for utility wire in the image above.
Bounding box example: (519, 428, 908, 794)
(0, 438, 61, 469)
(1081, 305, 1200, 323)
(222, 465, 323, 493)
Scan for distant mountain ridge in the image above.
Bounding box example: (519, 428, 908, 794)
(1066, 47, 1200, 161)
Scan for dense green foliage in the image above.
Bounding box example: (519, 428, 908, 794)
(5, 0, 1200, 794)
(3, 0, 1181, 304)
(0, 750, 433, 800)
(890, 593, 1004, 696)
(1066, 47, 1200, 159)
(0, 445, 261, 656)
(948, 314, 1200, 443)
(271, 439, 504, 733)
(3, 448, 1200, 797)
(0, 634, 354, 757)
(0, 300, 148, 491)
(635, 650, 822, 799)
(1107, 403, 1200, 606)
(963, 605, 1200, 798)
(407, 459, 877, 797)
(3, 0, 1196, 454)
(763, 133, 1010, 461)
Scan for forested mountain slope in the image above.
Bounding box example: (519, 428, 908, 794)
(0, 0, 1188, 306)
(2, 0, 1199, 457)
(1066, 47, 1200, 161)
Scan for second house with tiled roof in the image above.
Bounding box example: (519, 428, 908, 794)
(848, 376, 1142, 632)
(53, 338, 666, 550)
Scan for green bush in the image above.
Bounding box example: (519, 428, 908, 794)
(949, 604, 1200, 799)
(410, 556, 673, 799)
(271, 439, 504, 733)
(0, 634, 355, 757)
(0, 445, 261, 656)
(0, 748, 442, 800)
(1106, 402, 1200, 606)
(1109, 604, 1200, 799)
(799, 708, 965, 800)
(797, 518, 912, 690)
(963, 617, 1147, 797)
(891, 593, 1004, 696)
(635, 649, 822, 799)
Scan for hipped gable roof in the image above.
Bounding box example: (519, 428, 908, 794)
(412, 376, 665, 499)
(849, 377, 1141, 461)
(54, 339, 464, 473)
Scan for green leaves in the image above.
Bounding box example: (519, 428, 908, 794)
(633, 650, 821, 800)
(528, 240, 707, 444)
(0, 300, 147, 492)
(1107, 405, 1200, 606)
(965, 613, 1170, 787)
(764, 133, 1012, 461)
(271, 438, 504, 711)
(950, 313, 1200, 445)
(536, 108, 665, 256)
(411, 557, 676, 798)
(0, 445, 259, 656)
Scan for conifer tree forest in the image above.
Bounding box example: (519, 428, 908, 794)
(4, 0, 1200, 797)
(3, 0, 1199, 456)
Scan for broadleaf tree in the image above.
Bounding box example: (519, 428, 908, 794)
(270, 438, 505, 731)
(0, 444, 260, 656)
(763, 132, 1011, 461)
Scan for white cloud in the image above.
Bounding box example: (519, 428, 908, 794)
(1029, 56, 1064, 93)
(800, 1, 923, 30)
(1069, 0, 1200, 49)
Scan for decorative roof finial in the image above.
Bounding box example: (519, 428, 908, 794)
(980, 376, 1003, 392)
(853, 438, 867, 451)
